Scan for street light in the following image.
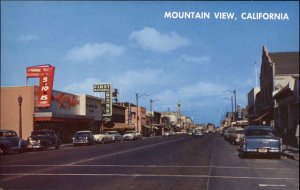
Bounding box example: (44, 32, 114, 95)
(18, 95, 23, 138)
(223, 90, 237, 120)
(136, 93, 149, 133)
(223, 90, 236, 112)
(222, 96, 234, 123)
(150, 99, 160, 137)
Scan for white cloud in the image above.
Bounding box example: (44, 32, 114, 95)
(63, 78, 101, 95)
(19, 34, 38, 42)
(178, 54, 210, 64)
(129, 27, 189, 53)
(179, 82, 227, 98)
(66, 42, 125, 62)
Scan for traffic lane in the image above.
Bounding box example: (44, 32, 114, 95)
(208, 177, 299, 190)
(212, 134, 299, 169)
(1, 135, 212, 190)
(86, 135, 213, 166)
(209, 134, 299, 190)
(0, 135, 185, 165)
(1, 175, 208, 190)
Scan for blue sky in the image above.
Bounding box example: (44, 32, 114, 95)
(1, 1, 299, 125)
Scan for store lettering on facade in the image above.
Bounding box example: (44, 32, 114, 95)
(52, 93, 80, 109)
(93, 84, 112, 117)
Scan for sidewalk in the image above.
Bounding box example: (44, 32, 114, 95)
(281, 144, 299, 161)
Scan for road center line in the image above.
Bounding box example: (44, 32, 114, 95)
(0, 173, 298, 180)
(2, 164, 297, 171)
(258, 184, 286, 187)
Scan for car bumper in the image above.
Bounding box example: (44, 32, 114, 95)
(73, 140, 89, 144)
(240, 147, 281, 153)
(27, 144, 43, 149)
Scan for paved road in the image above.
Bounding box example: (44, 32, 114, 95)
(1, 134, 299, 190)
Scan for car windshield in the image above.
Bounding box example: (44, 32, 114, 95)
(125, 131, 135, 134)
(75, 132, 90, 136)
(245, 129, 276, 136)
(32, 131, 50, 136)
(108, 131, 118, 135)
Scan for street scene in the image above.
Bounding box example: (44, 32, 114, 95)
(1, 1, 299, 190)
(1, 134, 299, 190)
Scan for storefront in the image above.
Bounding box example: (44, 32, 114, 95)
(1, 86, 104, 142)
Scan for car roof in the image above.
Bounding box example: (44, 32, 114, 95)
(244, 125, 275, 131)
(0, 130, 16, 132)
(76, 130, 92, 133)
(33, 129, 55, 132)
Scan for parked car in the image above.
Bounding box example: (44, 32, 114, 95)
(27, 129, 61, 151)
(123, 130, 142, 141)
(106, 131, 123, 142)
(93, 131, 113, 144)
(193, 129, 204, 137)
(162, 131, 170, 137)
(73, 131, 95, 146)
(0, 130, 27, 155)
(239, 125, 282, 159)
(227, 127, 244, 145)
(224, 127, 234, 141)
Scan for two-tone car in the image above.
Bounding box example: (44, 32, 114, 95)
(106, 131, 123, 142)
(239, 125, 282, 159)
(123, 130, 142, 141)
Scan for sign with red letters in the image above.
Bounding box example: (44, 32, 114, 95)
(26, 64, 55, 108)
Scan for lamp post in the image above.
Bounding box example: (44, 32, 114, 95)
(223, 90, 236, 120)
(18, 95, 23, 138)
(136, 93, 149, 134)
(222, 96, 234, 123)
(150, 99, 160, 137)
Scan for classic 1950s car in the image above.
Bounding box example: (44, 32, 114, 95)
(239, 126, 282, 159)
(0, 130, 27, 155)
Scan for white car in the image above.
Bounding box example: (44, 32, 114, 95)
(123, 130, 142, 141)
(93, 132, 113, 144)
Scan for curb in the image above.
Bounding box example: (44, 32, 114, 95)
(282, 152, 299, 161)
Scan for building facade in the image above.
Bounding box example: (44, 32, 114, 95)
(1, 86, 104, 142)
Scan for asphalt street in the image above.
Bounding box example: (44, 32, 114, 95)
(0, 134, 299, 190)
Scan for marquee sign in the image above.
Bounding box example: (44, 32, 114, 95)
(26, 64, 55, 108)
(93, 84, 112, 116)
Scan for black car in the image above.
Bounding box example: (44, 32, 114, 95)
(73, 131, 95, 146)
(27, 129, 61, 151)
(0, 130, 27, 155)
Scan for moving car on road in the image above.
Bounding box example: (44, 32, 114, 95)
(27, 129, 61, 151)
(0, 130, 27, 155)
(73, 131, 95, 146)
(239, 125, 282, 159)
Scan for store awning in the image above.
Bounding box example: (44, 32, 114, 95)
(252, 111, 270, 122)
(103, 123, 134, 130)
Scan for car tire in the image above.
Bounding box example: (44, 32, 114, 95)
(42, 143, 48, 151)
(239, 152, 246, 158)
(55, 145, 60, 149)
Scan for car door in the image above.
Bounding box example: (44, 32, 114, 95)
(7, 131, 20, 148)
